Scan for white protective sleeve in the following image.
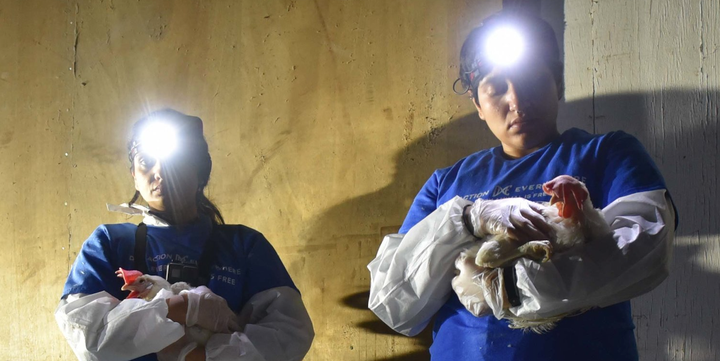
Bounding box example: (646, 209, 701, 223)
(368, 189, 674, 335)
(56, 286, 314, 361)
(55, 291, 185, 361)
(367, 197, 476, 336)
(509, 189, 675, 319)
(205, 286, 314, 361)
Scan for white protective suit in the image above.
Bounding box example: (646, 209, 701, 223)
(56, 206, 314, 361)
(367, 189, 675, 336)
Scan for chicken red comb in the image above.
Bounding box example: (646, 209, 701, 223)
(116, 268, 143, 287)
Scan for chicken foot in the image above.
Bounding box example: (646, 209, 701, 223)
(475, 237, 553, 269)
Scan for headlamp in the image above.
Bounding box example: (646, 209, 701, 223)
(129, 119, 179, 162)
(454, 12, 560, 95)
(484, 26, 524, 66)
(455, 24, 528, 94)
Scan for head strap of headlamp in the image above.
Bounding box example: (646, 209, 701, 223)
(128, 141, 141, 163)
(454, 59, 486, 95)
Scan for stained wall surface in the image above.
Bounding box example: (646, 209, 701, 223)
(0, 1, 498, 360)
(0, 0, 718, 360)
(563, 1, 720, 360)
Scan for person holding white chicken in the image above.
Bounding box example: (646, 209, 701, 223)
(368, 10, 676, 361)
(56, 109, 314, 361)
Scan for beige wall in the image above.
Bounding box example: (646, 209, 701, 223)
(0, 0, 499, 359)
(1, 0, 718, 360)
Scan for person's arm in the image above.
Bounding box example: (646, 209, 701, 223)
(166, 293, 189, 324)
(55, 291, 185, 361)
(505, 189, 674, 319)
(189, 230, 313, 361)
(368, 195, 478, 336)
(200, 286, 313, 361)
(368, 165, 556, 336)
(56, 227, 186, 361)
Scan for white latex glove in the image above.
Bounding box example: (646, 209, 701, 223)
(451, 247, 492, 317)
(182, 286, 241, 334)
(156, 331, 198, 361)
(469, 198, 552, 242)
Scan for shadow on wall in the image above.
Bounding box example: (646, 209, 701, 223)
(585, 90, 720, 361)
(290, 111, 494, 359)
(297, 90, 718, 360)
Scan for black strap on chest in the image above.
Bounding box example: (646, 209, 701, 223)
(195, 228, 218, 286)
(133, 221, 217, 287)
(134, 223, 149, 274)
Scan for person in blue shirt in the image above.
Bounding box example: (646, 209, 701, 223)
(56, 109, 314, 361)
(368, 11, 676, 361)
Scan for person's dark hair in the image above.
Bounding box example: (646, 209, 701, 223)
(127, 108, 225, 225)
(457, 11, 564, 102)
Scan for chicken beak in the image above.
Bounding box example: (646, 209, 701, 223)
(116, 268, 143, 290)
(126, 290, 142, 299)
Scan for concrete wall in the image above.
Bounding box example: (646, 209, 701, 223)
(0, 0, 498, 359)
(0, 0, 717, 360)
(562, 1, 720, 360)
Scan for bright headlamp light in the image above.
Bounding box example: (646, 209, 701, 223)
(454, 14, 559, 95)
(484, 26, 524, 66)
(132, 120, 178, 161)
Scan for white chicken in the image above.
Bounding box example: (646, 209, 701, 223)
(463, 175, 611, 332)
(473, 175, 609, 268)
(115, 268, 213, 345)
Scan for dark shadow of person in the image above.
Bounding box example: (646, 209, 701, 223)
(573, 90, 720, 361)
(289, 90, 718, 360)
(286, 112, 495, 359)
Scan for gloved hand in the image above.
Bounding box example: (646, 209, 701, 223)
(156, 330, 198, 361)
(468, 198, 553, 242)
(451, 247, 492, 317)
(182, 286, 241, 333)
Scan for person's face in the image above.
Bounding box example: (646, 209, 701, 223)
(472, 61, 560, 158)
(131, 151, 199, 215)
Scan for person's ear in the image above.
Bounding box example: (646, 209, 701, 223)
(471, 92, 485, 120)
(130, 166, 140, 191)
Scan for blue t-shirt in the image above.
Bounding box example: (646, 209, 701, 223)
(400, 128, 669, 361)
(62, 215, 297, 361)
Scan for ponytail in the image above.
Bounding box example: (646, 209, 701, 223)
(128, 190, 141, 207)
(197, 191, 225, 225)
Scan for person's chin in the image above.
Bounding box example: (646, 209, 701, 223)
(147, 200, 166, 212)
(507, 130, 533, 144)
